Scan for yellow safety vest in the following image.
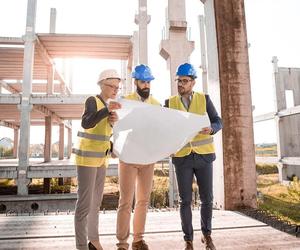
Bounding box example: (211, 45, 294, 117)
(169, 92, 215, 157)
(73, 96, 112, 167)
(124, 92, 160, 106)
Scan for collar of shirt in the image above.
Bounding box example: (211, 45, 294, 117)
(180, 92, 193, 110)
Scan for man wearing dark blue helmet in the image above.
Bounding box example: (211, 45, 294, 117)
(165, 63, 222, 250)
(116, 64, 160, 250)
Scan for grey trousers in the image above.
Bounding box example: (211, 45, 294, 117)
(74, 166, 106, 250)
(173, 152, 213, 241)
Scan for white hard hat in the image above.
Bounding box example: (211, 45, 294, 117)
(97, 69, 121, 84)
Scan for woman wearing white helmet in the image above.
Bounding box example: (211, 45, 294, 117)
(73, 69, 122, 250)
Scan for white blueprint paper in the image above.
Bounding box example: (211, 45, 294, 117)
(112, 98, 210, 164)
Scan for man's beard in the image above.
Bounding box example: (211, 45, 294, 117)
(137, 85, 150, 99)
(178, 86, 186, 95)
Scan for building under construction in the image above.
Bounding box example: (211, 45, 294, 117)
(0, 0, 300, 249)
(0, 0, 299, 218)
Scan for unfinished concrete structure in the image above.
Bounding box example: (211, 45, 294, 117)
(0, 0, 133, 196)
(254, 57, 300, 183)
(160, 0, 194, 95)
(1, 0, 262, 211)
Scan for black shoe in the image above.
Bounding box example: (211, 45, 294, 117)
(88, 242, 97, 250)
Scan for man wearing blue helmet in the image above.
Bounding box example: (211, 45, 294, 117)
(116, 64, 160, 250)
(165, 63, 222, 250)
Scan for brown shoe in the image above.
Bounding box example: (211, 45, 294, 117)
(117, 248, 127, 250)
(201, 235, 216, 250)
(132, 240, 149, 250)
(184, 240, 193, 250)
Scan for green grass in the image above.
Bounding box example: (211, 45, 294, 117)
(258, 195, 300, 224)
(257, 174, 300, 224)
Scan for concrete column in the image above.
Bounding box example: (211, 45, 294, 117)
(44, 116, 52, 193)
(198, 15, 208, 93)
(59, 123, 65, 160)
(132, 31, 139, 68)
(134, 0, 150, 65)
(168, 159, 178, 207)
(44, 116, 52, 162)
(67, 126, 72, 159)
(121, 60, 127, 95)
(49, 8, 56, 33)
(17, 0, 37, 196)
(272, 57, 284, 164)
(47, 65, 54, 94)
(213, 0, 256, 209)
(13, 128, 19, 158)
(160, 0, 194, 95)
(58, 123, 65, 185)
(126, 58, 133, 94)
(127, 31, 139, 93)
(202, 0, 224, 209)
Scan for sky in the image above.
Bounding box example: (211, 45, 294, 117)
(0, 0, 300, 145)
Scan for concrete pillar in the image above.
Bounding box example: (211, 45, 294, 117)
(134, 0, 150, 65)
(59, 123, 64, 160)
(67, 126, 72, 159)
(121, 60, 127, 95)
(58, 123, 65, 185)
(126, 58, 133, 94)
(160, 0, 194, 95)
(47, 65, 54, 94)
(198, 15, 208, 93)
(168, 158, 178, 207)
(272, 57, 284, 166)
(46, 8, 56, 94)
(17, 0, 37, 196)
(44, 116, 52, 193)
(132, 31, 139, 68)
(13, 128, 19, 158)
(127, 31, 139, 93)
(201, 0, 224, 209)
(49, 8, 56, 34)
(213, 0, 256, 209)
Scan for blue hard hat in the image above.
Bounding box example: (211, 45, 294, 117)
(132, 64, 155, 81)
(176, 63, 197, 78)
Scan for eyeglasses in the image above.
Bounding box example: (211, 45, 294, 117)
(104, 84, 121, 91)
(176, 79, 193, 86)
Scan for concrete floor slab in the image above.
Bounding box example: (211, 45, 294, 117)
(0, 210, 299, 249)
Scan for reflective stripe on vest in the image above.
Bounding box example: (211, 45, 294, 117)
(77, 131, 110, 141)
(72, 148, 106, 158)
(183, 137, 214, 148)
(73, 96, 112, 167)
